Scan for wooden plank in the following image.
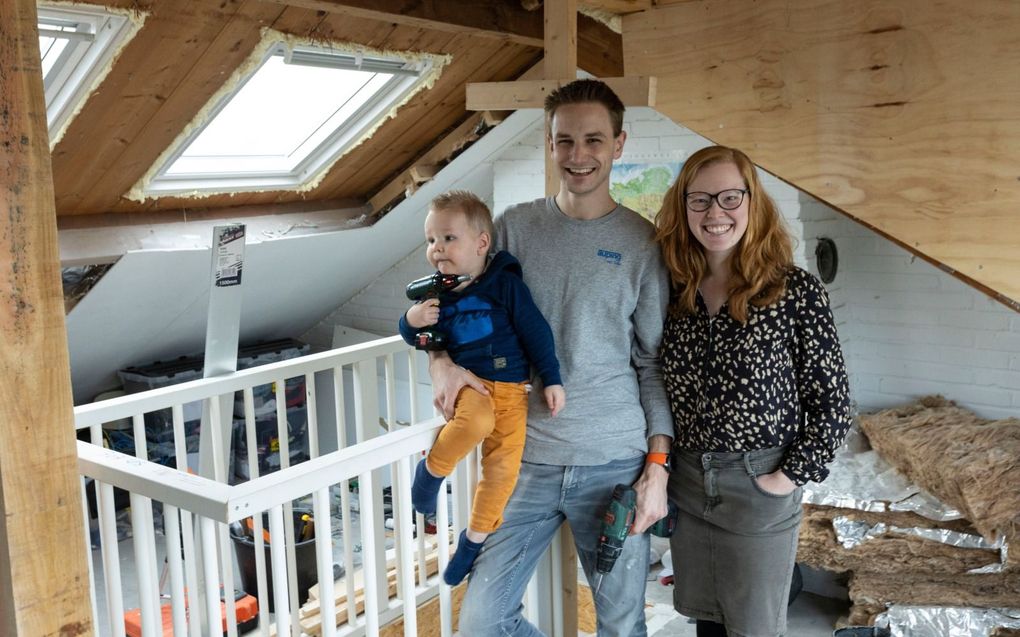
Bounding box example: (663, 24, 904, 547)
(623, 0, 1020, 306)
(367, 109, 507, 213)
(0, 1, 92, 635)
(262, 0, 544, 47)
(378, 582, 467, 637)
(259, 0, 624, 77)
(581, 0, 651, 14)
(545, 0, 577, 80)
(466, 76, 656, 110)
(52, 0, 250, 213)
(72, 0, 287, 214)
(299, 547, 446, 635)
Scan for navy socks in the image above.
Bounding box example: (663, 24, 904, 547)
(411, 458, 444, 517)
(411, 459, 485, 585)
(443, 530, 485, 586)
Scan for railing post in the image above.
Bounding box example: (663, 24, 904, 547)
(353, 359, 389, 607)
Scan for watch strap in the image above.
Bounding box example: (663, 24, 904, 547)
(646, 452, 670, 469)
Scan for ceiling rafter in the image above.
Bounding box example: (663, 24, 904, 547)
(259, 0, 623, 76)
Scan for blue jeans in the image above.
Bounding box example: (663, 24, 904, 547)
(458, 456, 649, 637)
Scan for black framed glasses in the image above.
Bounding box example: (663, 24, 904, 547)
(685, 189, 748, 212)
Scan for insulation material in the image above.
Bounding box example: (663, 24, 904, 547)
(875, 605, 1020, 637)
(798, 505, 1001, 575)
(126, 29, 452, 202)
(850, 571, 1020, 611)
(858, 396, 1020, 559)
(804, 428, 963, 520)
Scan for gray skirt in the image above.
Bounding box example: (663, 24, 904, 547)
(667, 447, 803, 637)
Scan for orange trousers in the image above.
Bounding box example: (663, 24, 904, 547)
(426, 379, 529, 534)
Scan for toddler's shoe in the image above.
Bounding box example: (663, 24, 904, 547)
(411, 457, 444, 517)
(443, 530, 484, 586)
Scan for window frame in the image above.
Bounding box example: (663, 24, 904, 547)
(142, 41, 434, 197)
(38, 4, 136, 143)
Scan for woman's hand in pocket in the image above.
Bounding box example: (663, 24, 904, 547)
(755, 470, 797, 496)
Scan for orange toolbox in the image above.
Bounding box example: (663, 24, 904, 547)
(124, 589, 258, 636)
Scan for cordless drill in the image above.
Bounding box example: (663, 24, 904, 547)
(591, 483, 679, 596)
(405, 272, 471, 350)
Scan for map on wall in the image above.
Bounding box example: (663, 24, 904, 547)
(610, 153, 685, 222)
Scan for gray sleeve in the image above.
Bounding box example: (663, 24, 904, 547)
(492, 209, 508, 253)
(633, 249, 674, 442)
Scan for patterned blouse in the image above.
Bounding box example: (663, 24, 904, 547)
(661, 266, 852, 485)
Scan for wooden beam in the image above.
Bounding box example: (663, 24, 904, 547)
(581, 0, 651, 14)
(260, 0, 623, 76)
(545, 0, 577, 80)
(467, 76, 657, 110)
(368, 110, 505, 214)
(0, 1, 92, 635)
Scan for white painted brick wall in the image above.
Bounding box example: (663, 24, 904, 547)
(314, 108, 1020, 420)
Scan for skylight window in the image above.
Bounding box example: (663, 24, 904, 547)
(37, 5, 138, 144)
(141, 42, 437, 196)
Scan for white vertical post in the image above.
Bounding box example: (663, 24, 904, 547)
(242, 389, 270, 637)
(163, 505, 186, 637)
(407, 352, 420, 425)
(358, 467, 381, 635)
(332, 366, 357, 628)
(353, 359, 388, 605)
(200, 516, 223, 637)
(306, 372, 320, 458)
(436, 480, 452, 637)
(90, 423, 125, 637)
(267, 506, 291, 637)
(168, 406, 190, 636)
(274, 379, 301, 637)
(171, 403, 202, 637)
(395, 455, 417, 636)
(313, 488, 336, 637)
(130, 413, 161, 636)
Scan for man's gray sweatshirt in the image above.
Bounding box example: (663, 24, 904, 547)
(494, 197, 672, 466)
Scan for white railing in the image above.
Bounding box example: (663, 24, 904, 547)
(74, 336, 490, 637)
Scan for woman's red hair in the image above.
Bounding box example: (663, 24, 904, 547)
(654, 146, 793, 323)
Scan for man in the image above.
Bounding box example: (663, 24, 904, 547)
(429, 79, 672, 635)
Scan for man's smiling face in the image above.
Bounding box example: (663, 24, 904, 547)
(549, 102, 625, 198)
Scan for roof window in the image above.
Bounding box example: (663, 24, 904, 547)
(139, 41, 439, 197)
(38, 4, 138, 144)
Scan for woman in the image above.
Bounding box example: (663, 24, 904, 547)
(654, 146, 852, 637)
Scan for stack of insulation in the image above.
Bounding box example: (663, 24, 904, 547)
(797, 396, 1020, 635)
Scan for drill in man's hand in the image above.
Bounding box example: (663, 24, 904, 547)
(591, 483, 679, 596)
(405, 273, 471, 350)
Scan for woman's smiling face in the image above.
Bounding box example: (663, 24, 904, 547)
(685, 160, 749, 263)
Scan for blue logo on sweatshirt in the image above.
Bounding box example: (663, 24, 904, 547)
(597, 249, 622, 265)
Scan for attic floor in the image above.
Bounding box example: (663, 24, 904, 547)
(89, 528, 850, 636)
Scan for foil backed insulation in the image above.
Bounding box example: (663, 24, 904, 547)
(832, 516, 1006, 572)
(802, 430, 962, 521)
(875, 605, 1020, 637)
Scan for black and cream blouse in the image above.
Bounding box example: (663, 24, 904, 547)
(661, 266, 852, 485)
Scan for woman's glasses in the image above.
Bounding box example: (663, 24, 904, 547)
(685, 189, 748, 212)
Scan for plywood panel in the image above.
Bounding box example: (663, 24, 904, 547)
(623, 0, 1020, 306)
